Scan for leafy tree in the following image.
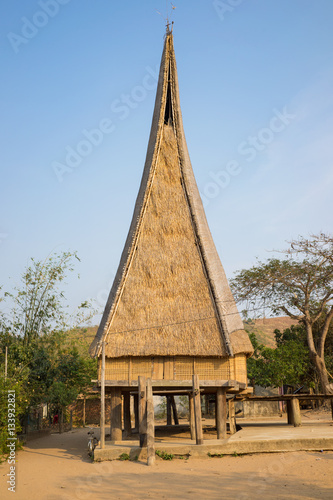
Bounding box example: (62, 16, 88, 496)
(247, 331, 309, 389)
(231, 234, 333, 394)
(0, 252, 96, 438)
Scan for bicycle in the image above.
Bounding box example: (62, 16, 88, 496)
(87, 427, 99, 456)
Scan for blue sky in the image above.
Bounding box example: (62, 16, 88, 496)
(1, 0, 333, 322)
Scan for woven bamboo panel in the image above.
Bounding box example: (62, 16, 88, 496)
(234, 354, 247, 384)
(105, 358, 129, 380)
(194, 357, 231, 380)
(174, 357, 194, 380)
(131, 358, 152, 380)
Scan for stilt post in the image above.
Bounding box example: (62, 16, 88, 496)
(216, 388, 227, 439)
(189, 393, 196, 440)
(100, 341, 105, 448)
(110, 388, 122, 441)
(228, 398, 236, 435)
(123, 392, 131, 436)
(170, 396, 179, 425)
(166, 396, 172, 425)
(192, 374, 203, 445)
(138, 376, 147, 447)
(146, 378, 155, 466)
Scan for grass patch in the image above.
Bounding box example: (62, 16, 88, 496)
(156, 450, 174, 460)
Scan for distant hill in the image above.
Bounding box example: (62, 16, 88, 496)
(243, 316, 297, 348)
(65, 325, 98, 356)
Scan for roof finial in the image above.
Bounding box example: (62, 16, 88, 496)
(156, 1, 176, 35)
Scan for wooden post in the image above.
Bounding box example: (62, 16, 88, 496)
(216, 388, 227, 439)
(228, 399, 236, 435)
(189, 393, 196, 440)
(166, 396, 172, 425)
(290, 398, 302, 427)
(133, 393, 139, 433)
(286, 400, 293, 425)
(138, 376, 147, 447)
(170, 396, 179, 425)
(69, 410, 73, 431)
(146, 378, 155, 466)
(192, 375, 203, 445)
(110, 388, 122, 441)
(123, 392, 131, 436)
(83, 396, 86, 428)
(100, 342, 105, 448)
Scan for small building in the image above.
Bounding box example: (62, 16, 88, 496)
(90, 28, 253, 442)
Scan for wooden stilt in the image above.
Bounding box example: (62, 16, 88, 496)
(100, 341, 105, 448)
(146, 378, 155, 466)
(216, 388, 227, 439)
(189, 393, 196, 440)
(138, 376, 147, 447)
(123, 392, 131, 436)
(192, 375, 203, 445)
(286, 400, 293, 425)
(290, 398, 302, 427)
(170, 396, 179, 425)
(110, 388, 122, 441)
(228, 398, 236, 435)
(133, 393, 139, 433)
(166, 396, 172, 425)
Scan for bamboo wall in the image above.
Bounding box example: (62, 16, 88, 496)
(99, 355, 248, 385)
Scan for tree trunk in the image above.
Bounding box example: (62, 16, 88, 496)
(310, 351, 333, 395)
(306, 322, 333, 395)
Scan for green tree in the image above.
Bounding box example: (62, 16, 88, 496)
(247, 331, 309, 389)
(231, 234, 333, 394)
(0, 252, 96, 439)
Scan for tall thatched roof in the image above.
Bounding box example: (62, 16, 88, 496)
(90, 32, 253, 359)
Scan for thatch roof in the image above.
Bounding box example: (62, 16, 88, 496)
(90, 32, 253, 359)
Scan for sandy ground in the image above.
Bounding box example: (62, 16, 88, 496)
(1, 417, 333, 500)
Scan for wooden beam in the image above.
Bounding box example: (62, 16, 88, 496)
(189, 393, 196, 440)
(123, 392, 131, 436)
(100, 342, 105, 448)
(146, 378, 155, 466)
(192, 375, 203, 445)
(100, 379, 239, 388)
(216, 388, 227, 439)
(110, 388, 122, 441)
(228, 399, 236, 435)
(170, 396, 179, 425)
(138, 376, 147, 447)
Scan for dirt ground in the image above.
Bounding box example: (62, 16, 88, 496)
(1, 412, 333, 500)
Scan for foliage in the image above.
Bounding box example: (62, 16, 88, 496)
(0, 251, 96, 439)
(156, 450, 174, 460)
(247, 331, 309, 389)
(118, 453, 130, 461)
(0, 377, 25, 458)
(231, 233, 333, 393)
